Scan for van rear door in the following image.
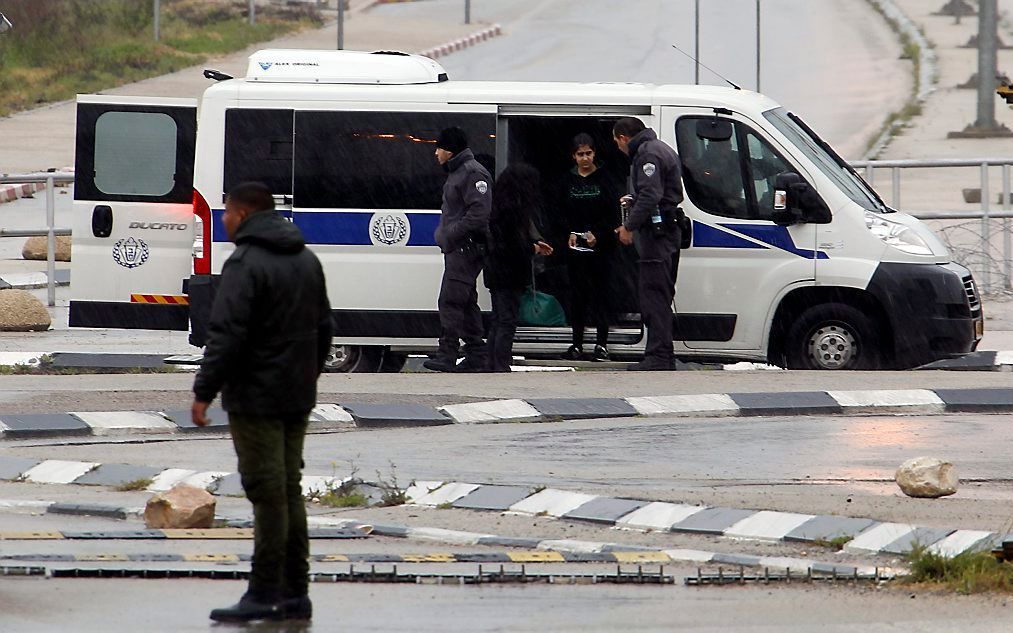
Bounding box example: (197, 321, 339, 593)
(70, 96, 197, 330)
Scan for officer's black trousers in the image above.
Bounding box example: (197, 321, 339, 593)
(639, 244, 681, 363)
(437, 251, 487, 364)
(486, 288, 522, 372)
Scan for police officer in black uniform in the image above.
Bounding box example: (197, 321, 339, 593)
(613, 117, 684, 371)
(424, 126, 492, 373)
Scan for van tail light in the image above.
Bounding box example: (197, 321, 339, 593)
(193, 189, 211, 275)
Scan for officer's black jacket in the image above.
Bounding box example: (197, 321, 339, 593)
(193, 211, 333, 416)
(435, 148, 492, 254)
(624, 129, 684, 230)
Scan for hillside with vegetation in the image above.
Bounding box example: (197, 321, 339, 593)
(0, 0, 321, 117)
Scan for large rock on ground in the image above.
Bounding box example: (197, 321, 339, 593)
(21, 235, 72, 262)
(0, 289, 51, 332)
(144, 484, 216, 529)
(896, 457, 959, 498)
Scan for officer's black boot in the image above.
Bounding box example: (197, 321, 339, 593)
(627, 357, 676, 371)
(280, 595, 313, 620)
(423, 357, 457, 372)
(209, 592, 282, 622)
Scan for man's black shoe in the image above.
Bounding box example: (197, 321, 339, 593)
(455, 358, 486, 373)
(422, 358, 457, 373)
(209, 594, 282, 622)
(627, 359, 676, 371)
(281, 595, 313, 620)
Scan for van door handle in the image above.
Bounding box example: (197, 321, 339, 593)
(92, 205, 113, 238)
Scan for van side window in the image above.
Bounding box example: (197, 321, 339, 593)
(676, 117, 794, 221)
(293, 111, 495, 210)
(94, 111, 177, 197)
(224, 109, 293, 195)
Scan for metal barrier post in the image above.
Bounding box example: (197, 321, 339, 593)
(1005, 164, 1012, 290)
(891, 166, 900, 209)
(864, 164, 874, 186)
(981, 162, 992, 292)
(45, 176, 56, 307)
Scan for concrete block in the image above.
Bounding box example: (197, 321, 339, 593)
(405, 526, 491, 545)
(47, 503, 128, 520)
(72, 463, 163, 487)
(935, 388, 1013, 412)
(0, 457, 42, 480)
(161, 408, 229, 432)
(614, 501, 707, 531)
(452, 485, 534, 511)
(343, 403, 451, 428)
(563, 497, 649, 524)
(881, 527, 955, 554)
(724, 511, 816, 541)
(626, 393, 739, 417)
(563, 552, 614, 562)
(147, 469, 198, 492)
(728, 391, 841, 416)
(508, 488, 598, 517)
(927, 530, 995, 557)
(179, 471, 230, 492)
(662, 549, 716, 563)
(526, 398, 638, 420)
(670, 507, 757, 535)
(439, 399, 541, 424)
(0, 413, 90, 439)
(784, 516, 878, 543)
(711, 553, 763, 566)
(70, 411, 176, 435)
(828, 389, 945, 414)
(453, 552, 512, 563)
(757, 556, 818, 573)
(310, 404, 354, 424)
(214, 473, 245, 497)
(23, 460, 99, 484)
(476, 536, 543, 549)
(412, 482, 480, 506)
(404, 480, 444, 502)
(921, 352, 998, 371)
(844, 523, 916, 554)
(537, 539, 607, 553)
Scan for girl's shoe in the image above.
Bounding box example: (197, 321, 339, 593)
(562, 345, 583, 360)
(592, 345, 610, 362)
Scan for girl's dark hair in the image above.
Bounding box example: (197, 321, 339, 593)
(571, 133, 595, 154)
(491, 163, 540, 229)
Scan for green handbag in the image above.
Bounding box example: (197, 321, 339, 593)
(518, 286, 568, 327)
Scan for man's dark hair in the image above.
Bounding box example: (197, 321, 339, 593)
(227, 182, 275, 213)
(613, 117, 646, 138)
(436, 126, 469, 154)
(571, 132, 596, 154)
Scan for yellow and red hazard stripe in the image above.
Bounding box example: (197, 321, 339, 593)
(130, 294, 189, 306)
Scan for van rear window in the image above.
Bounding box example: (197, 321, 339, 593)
(293, 111, 495, 210)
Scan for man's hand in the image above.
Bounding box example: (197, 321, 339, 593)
(568, 233, 577, 249)
(535, 241, 553, 256)
(586, 231, 597, 248)
(616, 225, 634, 246)
(191, 400, 212, 427)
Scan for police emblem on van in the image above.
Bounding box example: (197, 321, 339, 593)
(112, 237, 150, 269)
(259, 62, 273, 70)
(369, 213, 410, 246)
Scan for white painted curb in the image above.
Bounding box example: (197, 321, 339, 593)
(508, 488, 597, 517)
(829, 389, 945, 414)
(418, 24, 503, 59)
(626, 394, 739, 417)
(439, 399, 541, 424)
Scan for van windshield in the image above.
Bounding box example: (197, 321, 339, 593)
(763, 107, 889, 213)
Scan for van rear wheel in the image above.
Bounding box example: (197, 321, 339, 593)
(324, 345, 384, 373)
(784, 303, 882, 370)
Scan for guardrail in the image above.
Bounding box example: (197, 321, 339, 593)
(0, 173, 74, 306)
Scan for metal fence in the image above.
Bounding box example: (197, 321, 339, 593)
(0, 173, 74, 306)
(851, 158, 1013, 293)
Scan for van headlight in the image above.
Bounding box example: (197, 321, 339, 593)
(864, 212, 933, 256)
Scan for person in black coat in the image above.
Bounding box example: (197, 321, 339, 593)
(561, 133, 621, 362)
(483, 164, 553, 372)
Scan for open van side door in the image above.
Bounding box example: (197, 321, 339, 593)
(70, 96, 197, 331)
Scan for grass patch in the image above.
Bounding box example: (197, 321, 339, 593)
(318, 491, 369, 508)
(812, 535, 852, 551)
(0, 357, 183, 375)
(0, 0, 321, 117)
(905, 546, 1013, 594)
(115, 477, 153, 492)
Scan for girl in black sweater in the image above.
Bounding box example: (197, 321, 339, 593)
(484, 164, 553, 372)
(561, 133, 621, 361)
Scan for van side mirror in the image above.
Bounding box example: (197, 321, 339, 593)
(0, 13, 12, 34)
(696, 118, 733, 142)
(772, 172, 832, 226)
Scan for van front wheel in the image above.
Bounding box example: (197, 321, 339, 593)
(784, 303, 882, 370)
(324, 345, 384, 373)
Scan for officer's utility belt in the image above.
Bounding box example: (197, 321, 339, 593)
(458, 236, 488, 257)
(650, 207, 692, 250)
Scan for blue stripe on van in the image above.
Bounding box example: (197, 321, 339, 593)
(211, 209, 440, 246)
(719, 224, 829, 260)
(692, 221, 767, 250)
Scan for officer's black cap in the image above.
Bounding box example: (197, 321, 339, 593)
(436, 126, 469, 154)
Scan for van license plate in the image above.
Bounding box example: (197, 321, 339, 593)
(975, 319, 984, 339)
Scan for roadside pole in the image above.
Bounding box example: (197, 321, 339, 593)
(949, 0, 1012, 137)
(249, 0, 256, 26)
(465, 0, 472, 25)
(45, 176, 55, 307)
(338, 0, 345, 50)
(694, 0, 700, 85)
(755, 0, 761, 92)
(153, 0, 160, 42)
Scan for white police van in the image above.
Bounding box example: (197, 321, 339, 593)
(69, 50, 983, 372)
